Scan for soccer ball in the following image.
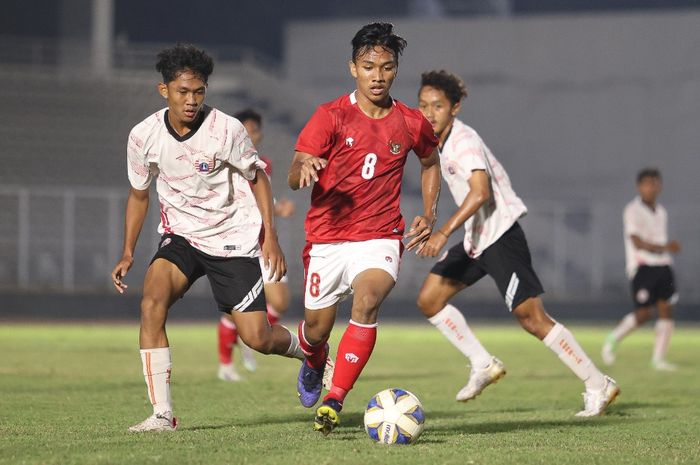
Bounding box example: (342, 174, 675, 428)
(364, 388, 425, 444)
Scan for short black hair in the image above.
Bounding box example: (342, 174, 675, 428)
(234, 108, 262, 126)
(155, 43, 214, 84)
(637, 167, 661, 183)
(420, 70, 468, 106)
(351, 22, 407, 63)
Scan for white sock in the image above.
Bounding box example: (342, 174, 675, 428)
(610, 312, 638, 342)
(543, 323, 606, 392)
(219, 315, 236, 329)
(267, 305, 281, 319)
(652, 319, 674, 363)
(140, 347, 172, 416)
(428, 304, 492, 369)
(282, 326, 305, 360)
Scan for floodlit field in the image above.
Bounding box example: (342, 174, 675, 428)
(1, 322, 698, 465)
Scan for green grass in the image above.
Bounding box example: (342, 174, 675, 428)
(1, 322, 699, 465)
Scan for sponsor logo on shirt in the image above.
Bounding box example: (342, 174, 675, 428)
(345, 137, 354, 147)
(224, 245, 241, 251)
(388, 140, 401, 155)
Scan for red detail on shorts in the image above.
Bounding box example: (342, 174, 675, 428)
(302, 241, 313, 297)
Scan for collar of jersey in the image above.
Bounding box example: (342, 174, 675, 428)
(164, 106, 208, 142)
(349, 91, 395, 121)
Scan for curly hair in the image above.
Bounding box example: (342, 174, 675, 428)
(420, 70, 468, 106)
(155, 43, 214, 84)
(351, 22, 407, 63)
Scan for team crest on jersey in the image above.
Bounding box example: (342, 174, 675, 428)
(388, 140, 402, 154)
(195, 158, 214, 173)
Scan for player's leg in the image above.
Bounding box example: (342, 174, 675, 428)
(298, 305, 337, 409)
(602, 267, 654, 364)
(130, 255, 190, 433)
(484, 224, 618, 416)
(314, 268, 394, 435)
(206, 256, 304, 361)
(217, 314, 242, 381)
(417, 272, 505, 402)
(651, 266, 677, 370)
(265, 281, 291, 325)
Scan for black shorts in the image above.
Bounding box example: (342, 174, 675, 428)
(631, 265, 676, 308)
(430, 223, 544, 311)
(150, 234, 266, 313)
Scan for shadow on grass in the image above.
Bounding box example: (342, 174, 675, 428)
(425, 412, 638, 436)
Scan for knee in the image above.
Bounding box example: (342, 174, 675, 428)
(352, 292, 382, 322)
(241, 331, 274, 355)
(140, 296, 167, 325)
(514, 301, 552, 338)
(416, 290, 443, 318)
(635, 308, 652, 324)
(303, 318, 332, 342)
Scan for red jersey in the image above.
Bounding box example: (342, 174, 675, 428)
(296, 91, 438, 243)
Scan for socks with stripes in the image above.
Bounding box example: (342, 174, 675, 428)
(543, 323, 605, 392)
(139, 347, 172, 415)
(298, 321, 329, 369)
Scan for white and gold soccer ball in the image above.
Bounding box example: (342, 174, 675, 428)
(364, 388, 425, 444)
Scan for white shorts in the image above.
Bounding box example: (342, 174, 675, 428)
(259, 256, 289, 284)
(303, 239, 402, 310)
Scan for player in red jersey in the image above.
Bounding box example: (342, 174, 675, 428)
(287, 23, 441, 435)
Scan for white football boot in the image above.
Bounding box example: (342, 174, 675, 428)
(322, 356, 335, 391)
(601, 334, 617, 366)
(456, 357, 506, 402)
(575, 376, 620, 417)
(651, 359, 678, 371)
(238, 341, 258, 373)
(128, 412, 177, 432)
(218, 363, 242, 382)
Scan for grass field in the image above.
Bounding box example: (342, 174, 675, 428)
(1, 322, 699, 465)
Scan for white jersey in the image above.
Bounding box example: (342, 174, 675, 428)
(127, 106, 263, 257)
(440, 119, 527, 258)
(623, 196, 672, 278)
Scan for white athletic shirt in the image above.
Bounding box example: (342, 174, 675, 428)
(623, 196, 672, 278)
(127, 106, 263, 258)
(440, 119, 527, 258)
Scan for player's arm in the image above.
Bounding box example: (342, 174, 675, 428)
(418, 169, 490, 258)
(630, 235, 681, 254)
(288, 151, 328, 190)
(249, 169, 287, 281)
(406, 148, 441, 251)
(111, 187, 149, 293)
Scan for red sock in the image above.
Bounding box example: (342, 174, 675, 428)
(324, 320, 377, 404)
(298, 321, 328, 369)
(218, 316, 237, 364)
(266, 305, 280, 326)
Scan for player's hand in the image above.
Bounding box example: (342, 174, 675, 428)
(667, 240, 681, 254)
(111, 255, 134, 294)
(274, 197, 296, 218)
(404, 215, 434, 252)
(298, 157, 328, 188)
(417, 230, 449, 257)
(261, 234, 287, 282)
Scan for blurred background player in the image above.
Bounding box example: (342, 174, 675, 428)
(218, 108, 297, 381)
(111, 44, 305, 432)
(602, 168, 681, 370)
(287, 23, 440, 434)
(414, 70, 619, 417)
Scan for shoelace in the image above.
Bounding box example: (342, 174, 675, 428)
(302, 365, 323, 391)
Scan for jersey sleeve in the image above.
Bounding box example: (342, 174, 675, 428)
(623, 205, 642, 237)
(295, 106, 336, 157)
(226, 119, 261, 181)
(454, 136, 488, 173)
(126, 128, 152, 190)
(412, 114, 439, 158)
